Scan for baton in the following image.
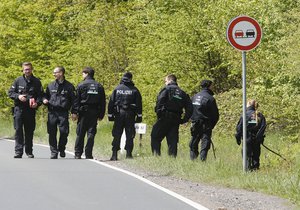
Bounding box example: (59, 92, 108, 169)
(211, 140, 216, 159)
(262, 143, 287, 161)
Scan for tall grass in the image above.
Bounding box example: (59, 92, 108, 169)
(0, 117, 299, 207)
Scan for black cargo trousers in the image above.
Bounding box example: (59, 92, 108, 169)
(189, 119, 212, 161)
(245, 133, 261, 170)
(111, 109, 136, 153)
(151, 112, 181, 157)
(13, 106, 36, 156)
(47, 110, 69, 156)
(74, 108, 98, 157)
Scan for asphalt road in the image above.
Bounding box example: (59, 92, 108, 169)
(0, 139, 209, 210)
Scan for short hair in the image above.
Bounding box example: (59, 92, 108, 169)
(55, 66, 65, 74)
(200, 80, 213, 88)
(22, 62, 33, 69)
(82, 67, 95, 78)
(166, 74, 177, 82)
(123, 72, 133, 80)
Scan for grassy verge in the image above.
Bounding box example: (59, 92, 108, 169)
(1, 117, 299, 207)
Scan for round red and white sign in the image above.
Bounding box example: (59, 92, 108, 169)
(227, 16, 262, 51)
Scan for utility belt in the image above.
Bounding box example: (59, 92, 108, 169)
(162, 110, 181, 121)
(48, 105, 68, 112)
(79, 104, 98, 112)
(115, 104, 136, 113)
(191, 119, 210, 134)
(12, 105, 36, 114)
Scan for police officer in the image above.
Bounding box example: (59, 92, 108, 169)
(72, 67, 106, 159)
(151, 74, 193, 157)
(189, 80, 219, 161)
(108, 72, 142, 161)
(8, 62, 43, 158)
(43, 66, 76, 159)
(235, 99, 266, 171)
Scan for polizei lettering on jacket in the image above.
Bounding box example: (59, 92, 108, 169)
(116, 90, 133, 95)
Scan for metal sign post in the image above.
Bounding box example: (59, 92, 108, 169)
(227, 15, 262, 172)
(242, 51, 247, 171)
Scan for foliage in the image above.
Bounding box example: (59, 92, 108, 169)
(0, 1, 299, 136)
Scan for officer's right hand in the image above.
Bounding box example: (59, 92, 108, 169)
(71, 114, 78, 121)
(235, 134, 241, 145)
(18, 94, 27, 102)
(135, 116, 142, 123)
(43, 99, 49, 104)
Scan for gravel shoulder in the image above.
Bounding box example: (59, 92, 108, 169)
(103, 159, 297, 210)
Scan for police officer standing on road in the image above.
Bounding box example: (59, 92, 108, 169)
(235, 99, 266, 171)
(151, 74, 193, 157)
(189, 80, 219, 161)
(43, 66, 76, 159)
(108, 72, 142, 161)
(72, 67, 106, 159)
(8, 62, 43, 158)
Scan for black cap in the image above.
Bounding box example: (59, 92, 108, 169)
(200, 80, 213, 88)
(123, 72, 133, 80)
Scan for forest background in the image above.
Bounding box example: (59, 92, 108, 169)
(0, 0, 299, 207)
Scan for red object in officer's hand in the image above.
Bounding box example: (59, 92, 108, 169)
(29, 98, 36, 108)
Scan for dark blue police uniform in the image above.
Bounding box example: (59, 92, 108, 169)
(73, 75, 106, 159)
(151, 81, 193, 157)
(108, 73, 142, 160)
(44, 79, 75, 158)
(189, 82, 219, 161)
(8, 75, 43, 157)
(235, 105, 266, 170)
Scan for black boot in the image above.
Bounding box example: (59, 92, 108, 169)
(190, 151, 198, 160)
(110, 150, 118, 161)
(126, 151, 133, 159)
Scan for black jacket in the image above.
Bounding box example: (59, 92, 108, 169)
(108, 77, 142, 118)
(236, 106, 267, 141)
(73, 76, 106, 119)
(190, 88, 219, 129)
(155, 81, 193, 124)
(44, 79, 76, 112)
(8, 74, 43, 108)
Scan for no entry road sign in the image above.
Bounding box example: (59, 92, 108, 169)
(227, 16, 262, 51)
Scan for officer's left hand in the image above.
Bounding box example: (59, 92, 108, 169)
(135, 116, 142, 123)
(31, 103, 38, 109)
(71, 114, 78, 121)
(180, 119, 186, 124)
(235, 134, 241, 145)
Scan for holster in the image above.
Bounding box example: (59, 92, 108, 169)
(114, 105, 120, 114)
(191, 119, 204, 137)
(79, 105, 88, 112)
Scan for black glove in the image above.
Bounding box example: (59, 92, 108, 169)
(180, 119, 185, 124)
(135, 116, 142, 123)
(190, 124, 195, 136)
(235, 134, 241, 145)
(108, 115, 115, 121)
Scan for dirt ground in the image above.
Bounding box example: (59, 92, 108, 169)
(103, 159, 297, 210)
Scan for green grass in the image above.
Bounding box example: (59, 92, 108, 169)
(1, 117, 299, 207)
